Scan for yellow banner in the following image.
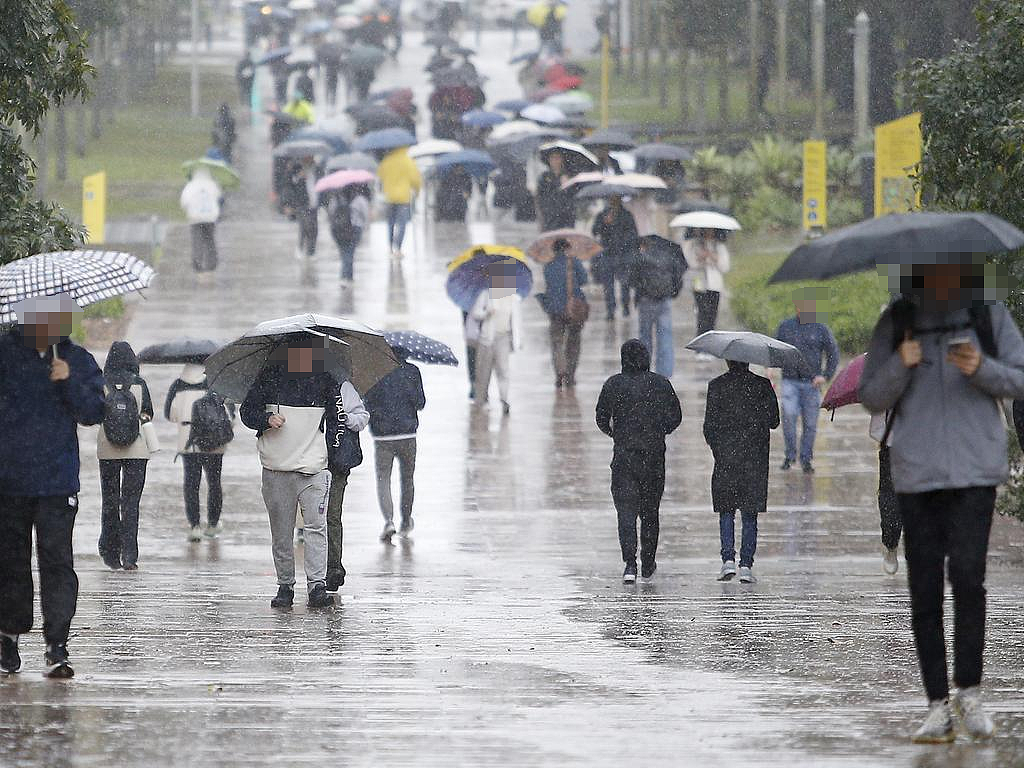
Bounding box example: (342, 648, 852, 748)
(82, 171, 106, 244)
(874, 112, 921, 217)
(802, 140, 827, 230)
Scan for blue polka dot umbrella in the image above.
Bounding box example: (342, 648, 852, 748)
(384, 331, 458, 367)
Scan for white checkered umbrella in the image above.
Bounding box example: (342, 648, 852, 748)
(0, 250, 156, 323)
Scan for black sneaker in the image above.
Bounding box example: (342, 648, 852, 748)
(270, 585, 294, 608)
(780, 459, 793, 471)
(802, 462, 815, 474)
(622, 561, 637, 584)
(641, 562, 657, 581)
(43, 644, 74, 679)
(1, 635, 22, 674)
(325, 568, 346, 592)
(307, 584, 335, 608)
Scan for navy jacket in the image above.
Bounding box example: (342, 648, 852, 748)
(542, 254, 588, 316)
(0, 328, 105, 497)
(364, 361, 426, 437)
(775, 316, 840, 381)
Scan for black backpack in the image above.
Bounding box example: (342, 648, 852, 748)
(184, 392, 234, 453)
(103, 382, 140, 447)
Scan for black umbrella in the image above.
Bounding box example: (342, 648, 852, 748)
(582, 129, 635, 151)
(768, 212, 1024, 284)
(633, 143, 693, 162)
(138, 338, 225, 365)
(352, 106, 407, 134)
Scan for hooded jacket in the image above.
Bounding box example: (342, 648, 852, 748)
(595, 339, 682, 458)
(165, 364, 235, 455)
(180, 167, 222, 224)
(378, 148, 422, 205)
(364, 360, 426, 439)
(0, 327, 105, 496)
(96, 341, 154, 461)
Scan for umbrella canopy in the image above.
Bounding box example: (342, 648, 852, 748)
(461, 110, 507, 129)
(205, 313, 399, 401)
(560, 171, 606, 192)
(290, 127, 350, 153)
(428, 150, 496, 179)
(256, 47, 292, 66)
(449, 46, 476, 57)
(489, 119, 545, 141)
(768, 212, 1024, 285)
(138, 338, 224, 365)
(527, 230, 602, 263)
(539, 140, 599, 174)
(345, 42, 388, 68)
(487, 131, 567, 164)
(544, 90, 594, 115)
(670, 211, 742, 231)
(445, 245, 533, 312)
(822, 353, 867, 411)
(575, 182, 635, 200)
(353, 128, 416, 153)
(302, 19, 331, 37)
(182, 158, 240, 189)
(314, 168, 375, 194)
(614, 172, 667, 190)
(325, 152, 378, 172)
(494, 98, 532, 114)
(581, 129, 635, 151)
(353, 107, 408, 135)
(0, 251, 156, 324)
(674, 197, 732, 215)
(633, 143, 693, 162)
(686, 331, 809, 372)
(521, 103, 567, 126)
(383, 331, 458, 366)
(273, 138, 332, 158)
(408, 139, 463, 160)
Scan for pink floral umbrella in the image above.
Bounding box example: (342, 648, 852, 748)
(314, 169, 375, 194)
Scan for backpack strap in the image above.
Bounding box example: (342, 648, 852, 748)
(969, 304, 998, 358)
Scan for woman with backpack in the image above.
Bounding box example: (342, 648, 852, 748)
(96, 342, 154, 570)
(165, 363, 235, 542)
(327, 184, 371, 285)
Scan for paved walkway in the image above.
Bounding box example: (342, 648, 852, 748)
(4, 28, 1024, 768)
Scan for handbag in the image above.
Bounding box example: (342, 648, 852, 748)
(141, 421, 161, 454)
(324, 387, 363, 471)
(564, 253, 589, 326)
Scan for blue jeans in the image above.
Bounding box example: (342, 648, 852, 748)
(720, 510, 758, 567)
(386, 204, 411, 251)
(637, 297, 674, 378)
(781, 378, 821, 464)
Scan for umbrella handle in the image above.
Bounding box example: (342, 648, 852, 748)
(52, 344, 59, 361)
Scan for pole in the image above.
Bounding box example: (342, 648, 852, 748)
(600, 32, 611, 129)
(36, 114, 48, 200)
(775, 0, 788, 120)
(748, 0, 760, 120)
(854, 11, 870, 142)
(812, 0, 825, 138)
(190, 0, 200, 117)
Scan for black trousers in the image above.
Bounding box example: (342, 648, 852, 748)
(694, 290, 721, 336)
(182, 453, 224, 528)
(878, 446, 902, 550)
(99, 459, 148, 567)
(611, 454, 665, 567)
(0, 494, 79, 645)
(190, 223, 218, 272)
(899, 486, 995, 702)
(298, 208, 319, 256)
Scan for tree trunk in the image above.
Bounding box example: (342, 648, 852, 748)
(774, 0, 789, 122)
(748, 0, 760, 121)
(657, 4, 668, 109)
(36, 115, 49, 199)
(55, 107, 68, 182)
(92, 30, 105, 138)
(717, 52, 730, 128)
(678, 47, 689, 129)
(75, 99, 87, 157)
(626, 0, 636, 79)
(613, 0, 622, 74)
(693, 52, 707, 131)
(640, 0, 650, 97)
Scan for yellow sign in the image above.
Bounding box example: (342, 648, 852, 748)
(802, 140, 827, 230)
(874, 112, 922, 216)
(82, 171, 106, 244)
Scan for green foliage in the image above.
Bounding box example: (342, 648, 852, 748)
(997, 428, 1024, 523)
(829, 194, 865, 229)
(746, 135, 802, 191)
(735, 186, 802, 233)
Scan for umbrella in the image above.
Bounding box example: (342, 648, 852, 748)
(461, 110, 507, 129)
(354, 128, 416, 153)
(670, 211, 742, 231)
(182, 158, 240, 189)
(0, 251, 156, 323)
(822, 353, 867, 411)
(489, 120, 545, 141)
(205, 313, 399, 401)
(768, 212, 1024, 285)
(494, 98, 532, 114)
(445, 245, 533, 312)
(345, 42, 388, 68)
(428, 150, 496, 179)
(256, 47, 292, 66)
(353, 107, 408, 134)
(288, 0, 315, 9)
(526, 231, 602, 263)
(633, 143, 693, 162)
(582, 129, 636, 152)
(449, 46, 476, 57)
(138, 338, 224, 365)
(409, 139, 463, 160)
(335, 13, 361, 30)
(545, 90, 595, 115)
(614, 172, 668, 190)
(673, 197, 732, 215)
(509, 50, 541, 65)
(290, 127, 350, 153)
(382, 331, 458, 366)
(575, 182, 636, 200)
(487, 132, 566, 164)
(539, 140, 599, 173)
(521, 103, 567, 125)
(273, 138, 332, 158)
(560, 171, 607, 191)
(325, 152, 378, 172)
(315, 169, 375, 194)
(686, 331, 810, 373)
(302, 19, 331, 37)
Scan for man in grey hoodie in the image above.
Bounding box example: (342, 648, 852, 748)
(860, 263, 1024, 744)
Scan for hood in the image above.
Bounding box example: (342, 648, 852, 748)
(104, 341, 139, 376)
(192, 166, 213, 183)
(620, 339, 650, 373)
(179, 363, 207, 385)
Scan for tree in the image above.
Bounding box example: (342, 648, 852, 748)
(0, 0, 93, 263)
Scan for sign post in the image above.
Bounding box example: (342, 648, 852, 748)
(874, 112, 922, 216)
(82, 171, 107, 244)
(802, 140, 827, 232)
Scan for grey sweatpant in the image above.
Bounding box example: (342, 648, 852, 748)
(261, 468, 330, 592)
(375, 438, 416, 524)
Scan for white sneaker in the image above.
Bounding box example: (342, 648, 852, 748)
(738, 566, 757, 584)
(717, 561, 737, 581)
(204, 523, 223, 539)
(911, 699, 955, 744)
(187, 525, 202, 542)
(380, 521, 397, 541)
(294, 246, 304, 260)
(883, 546, 899, 575)
(954, 686, 995, 740)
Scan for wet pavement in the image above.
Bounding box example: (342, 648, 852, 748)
(5, 28, 1024, 768)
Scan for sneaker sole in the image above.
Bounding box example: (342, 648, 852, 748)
(44, 663, 74, 679)
(911, 732, 955, 744)
(1, 663, 22, 674)
(622, 575, 637, 584)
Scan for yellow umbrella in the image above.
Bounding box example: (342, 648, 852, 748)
(447, 244, 527, 272)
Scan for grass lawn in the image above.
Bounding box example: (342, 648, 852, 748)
(36, 66, 238, 223)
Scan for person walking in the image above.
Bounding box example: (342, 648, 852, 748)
(774, 294, 839, 473)
(0, 295, 105, 678)
(535, 150, 576, 232)
(541, 239, 588, 389)
(363, 352, 425, 541)
(180, 166, 222, 273)
(470, 263, 523, 414)
(628, 235, 687, 378)
(377, 145, 422, 257)
(596, 339, 682, 583)
(435, 164, 474, 222)
(96, 342, 154, 571)
(682, 228, 731, 344)
(327, 184, 371, 285)
(703, 360, 780, 584)
(860, 267, 1024, 743)
(213, 103, 236, 163)
(286, 157, 321, 259)
(165, 364, 235, 541)
(591, 195, 637, 321)
(870, 411, 901, 575)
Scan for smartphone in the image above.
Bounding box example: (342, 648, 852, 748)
(947, 336, 972, 350)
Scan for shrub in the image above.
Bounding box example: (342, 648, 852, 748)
(736, 186, 802, 232)
(996, 428, 1024, 524)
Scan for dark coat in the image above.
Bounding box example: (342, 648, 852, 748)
(591, 206, 638, 275)
(703, 368, 780, 516)
(0, 328, 105, 497)
(436, 166, 473, 221)
(240, 366, 338, 435)
(364, 361, 426, 437)
(536, 170, 576, 231)
(627, 240, 686, 301)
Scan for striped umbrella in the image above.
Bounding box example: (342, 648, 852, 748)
(0, 250, 156, 323)
(383, 331, 458, 366)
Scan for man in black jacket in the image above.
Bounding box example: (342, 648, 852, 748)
(628, 235, 687, 378)
(0, 295, 105, 678)
(595, 339, 682, 582)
